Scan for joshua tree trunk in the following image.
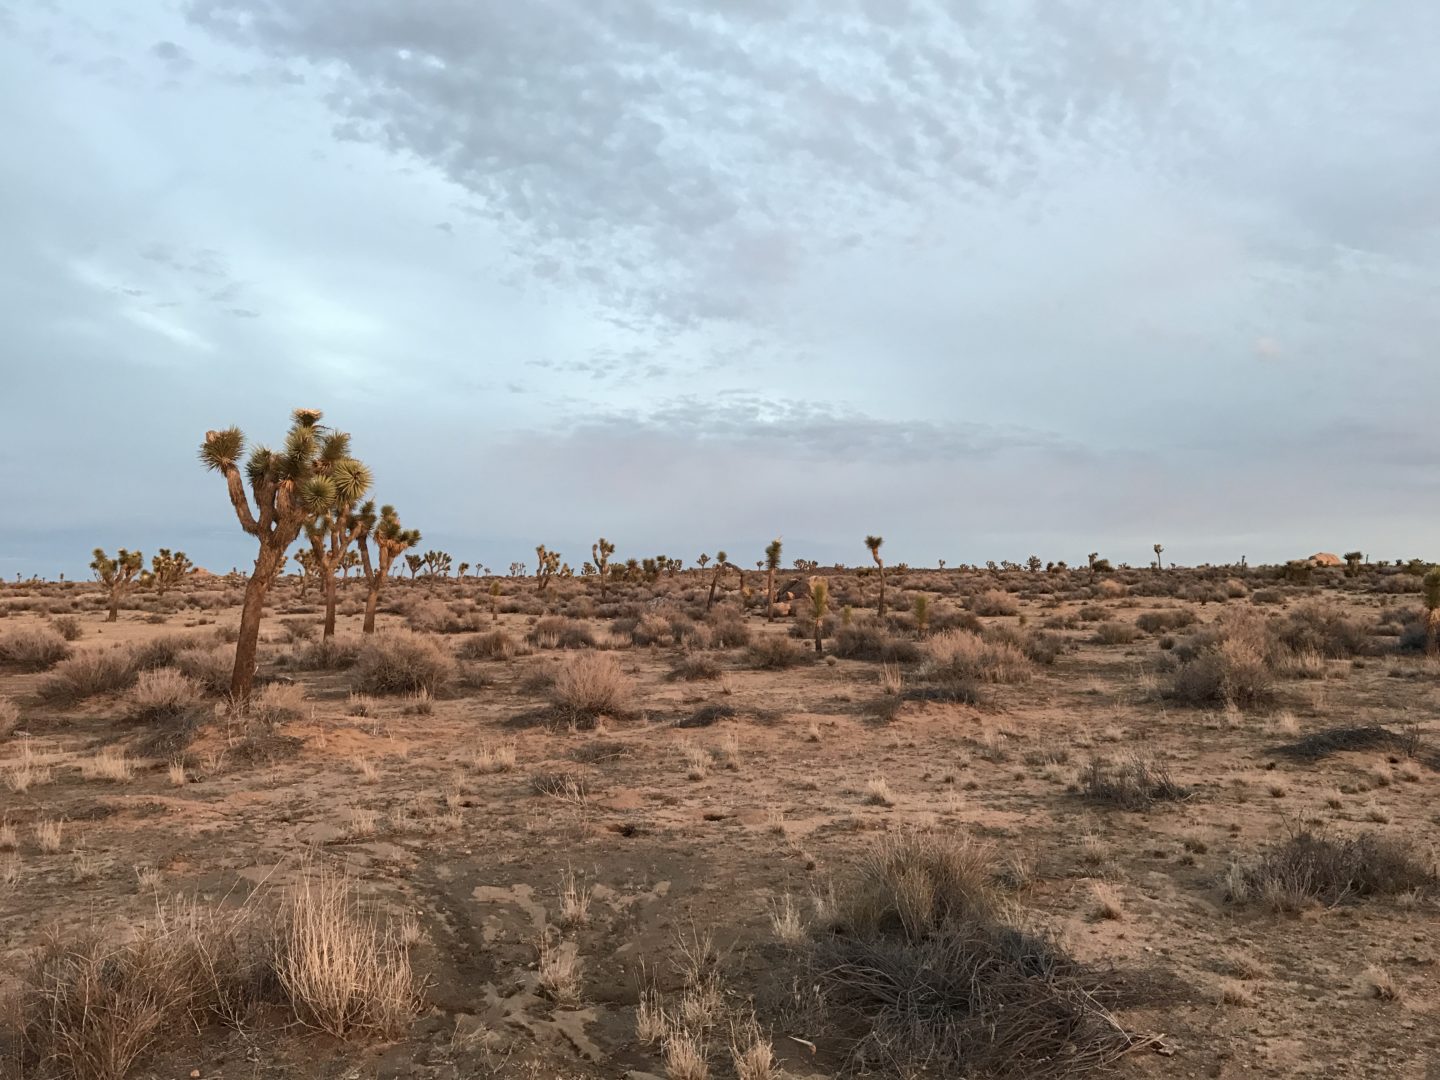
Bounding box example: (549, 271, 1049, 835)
(814, 618, 823, 656)
(233, 543, 284, 701)
(877, 568, 886, 617)
(106, 595, 119, 622)
(362, 583, 381, 634)
(323, 572, 339, 638)
(766, 568, 776, 621)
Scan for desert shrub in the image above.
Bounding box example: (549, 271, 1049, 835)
(551, 652, 635, 724)
(1081, 755, 1191, 810)
(1091, 621, 1137, 645)
(527, 616, 595, 650)
(175, 645, 235, 695)
(1250, 588, 1283, 605)
(1075, 604, 1107, 622)
(294, 636, 363, 671)
(968, 589, 1018, 617)
(38, 649, 137, 704)
(50, 615, 83, 641)
(670, 654, 723, 681)
(746, 635, 811, 670)
(1018, 630, 1064, 665)
(707, 611, 751, 649)
(1164, 612, 1274, 707)
(1274, 602, 1371, 659)
(0, 695, 19, 738)
(1096, 578, 1127, 599)
(0, 625, 72, 671)
(833, 621, 920, 663)
(629, 613, 673, 646)
(1270, 725, 1419, 761)
(804, 833, 1140, 1078)
(456, 629, 522, 661)
(125, 669, 203, 723)
(251, 682, 307, 725)
(353, 631, 454, 695)
(1231, 829, 1437, 911)
(924, 630, 1031, 685)
(129, 634, 206, 672)
(1135, 609, 1196, 634)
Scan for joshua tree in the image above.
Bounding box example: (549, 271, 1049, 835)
(535, 544, 561, 593)
(301, 433, 374, 638)
(340, 550, 361, 579)
(697, 553, 710, 572)
(150, 548, 193, 596)
(1027, 555, 1042, 573)
(809, 578, 829, 655)
(592, 538, 615, 600)
(1343, 551, 1364, 577)
(458, 562, 470, 579)
(404, 553, 423, 579)
(422, 550, 452, 578)
(706, 550, 729, 612)
(764, 538, 783, 620)
(865, 535, 886, 616)
(1423, 568, 1440, 655)
(489, 580, 502, 622)
(1153, 543, 1164, 571)
(91, 548, 144, 622)
(913, 594, 930, 636)
(357, 504, 420, 634)
(200, 408, 365, 702)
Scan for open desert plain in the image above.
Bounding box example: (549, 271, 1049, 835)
(2, 541, 1438, 1080)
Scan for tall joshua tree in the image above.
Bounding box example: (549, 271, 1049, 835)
(200, 408, 364, 702)
(706, 550, 729, 612)
(865, 535, 886, 617)
(593, 538, 615, 600)
(305, 440, 375, 638)
(809, 578, 829, 655)
(536, 544, 561, 593)
(1153, 543, 1165, 571)
(91, 548, 144, 622)
(357, 505, 420, 634)
(764, 538, 783, 620)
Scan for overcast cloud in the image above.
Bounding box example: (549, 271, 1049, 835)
(2, 1, 1438, 577)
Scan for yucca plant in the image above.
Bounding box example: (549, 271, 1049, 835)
(592, 538, 615, 600)
(706, 550, 729, 612)
(91, 547, 144, 622)
(200, 408, 363, 701)
(303, 438, 375, 638)
(765, 538, 783, 620)
(149, 548, 193, 596)
(809, 578, 829, 655)
(865, 535, 886, 616)
(357, 505, 420, 634)
(913, 593, 930, 636)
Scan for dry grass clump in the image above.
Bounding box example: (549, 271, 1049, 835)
(0, 695, 20, 739)
(1165, 613, 1274, 707)
(707, 611, 751, 649)
(1274, 602, 1372, 658)
(1081, 754, 1191, 810)
(552, 651, 635, 725)
(294, 635, 363, 671)
(50, 615, 84, 641)
(968, 589, 1019, 616)
(456, 629, 523, 661)
(250, 681, 307, 725)
(804, 832, 1143, 1077)
(471, 740, 518, 774)
(527, 615, 596, 650)
(353, 630, 455, 695)
(124, 668, 203, 723)
(0, 625, 73, 671)
(1269, 724, 1420, 761)
(924, 629, 1031, 686)
(79, 748, 135, 783)
(38, 649, 137, 704)
(670, 654, 723, 681)
(1230, 828, 1438, 912)
(1135, 609, 1197, 634)
(173, 644, 235, 695)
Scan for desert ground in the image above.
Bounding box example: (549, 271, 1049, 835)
(1, 562, 1437, 1080)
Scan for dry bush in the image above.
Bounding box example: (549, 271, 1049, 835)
(125, 669, 203, 723)
(251, 682, 307, 725)
(924, 629, 1031, 685)
(1081, 754, 1191, 810)
(353, 630, 455, 695)
(0, 625, 72, 671)
(551, 652, 635, 724)
(79, 748, 135, 782)
(128, 634, 207, 672)
(174, 645, 235, 695)
(0, 696, 20, 739)
(406, 600, 479, 635)
(629, 612, 673, 646)
(1134, 609, 1197, 634)
(1269, 724, 1419, 762)
(833, 622, 920, 663)
(1165, 612, 1274, 707)
(293, 635, 363, 671)
(38, 649, 137, 704)
(671, 654, 723, 681)
(1091, 621, 1137, 645)
(969, 589, 1019, 616)
(707, 611, 751, 649)
(805, 832, 1143, 1078)
(527, 616, 596, 649)
(745, 636, 812, 670)
(1231, 828, 1438, 911)
(456, 629, 522, 661)
(1274, 602, 1372, 659)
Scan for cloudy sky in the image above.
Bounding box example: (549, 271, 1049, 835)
(3, 1, 1438, 578)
